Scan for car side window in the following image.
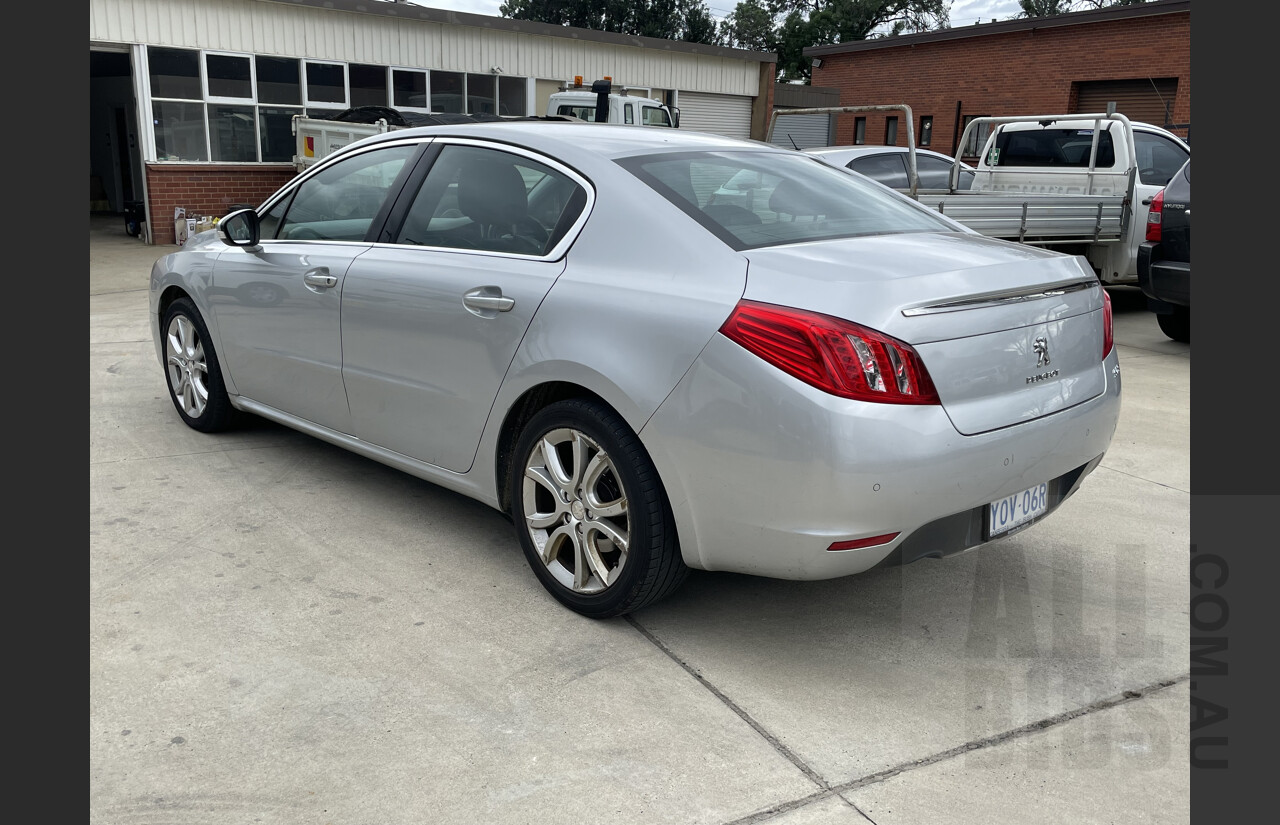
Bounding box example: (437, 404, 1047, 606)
(642, 106, 671, 127)
(1133, 131, 1190, 187)
(392, 144, 587, 256)
(914, 155, 964, 190)
(277, 145, 416, 242)
(848, 154, 909, 189)
(258, 193, 292, 240)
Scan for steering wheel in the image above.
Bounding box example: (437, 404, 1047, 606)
(286, 225, 324, 240)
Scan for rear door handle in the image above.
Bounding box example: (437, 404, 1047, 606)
(463, 286, 515, 316)
(303, 268, 337, 290)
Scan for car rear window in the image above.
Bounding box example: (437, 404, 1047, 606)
(989, 127, 1116, 168)
(616, 150, 954, 251)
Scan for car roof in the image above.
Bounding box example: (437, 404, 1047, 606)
(348, 121, 776, 161)
(803, 145, 972, 168)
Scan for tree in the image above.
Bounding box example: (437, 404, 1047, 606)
(499, 0, 720, 45)
(1019, 0, 1151, 16)
(721, 1, 949, 82)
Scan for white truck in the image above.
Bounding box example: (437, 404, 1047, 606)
(770, 106, 1190, 285)
(545, 77, 679, 128)
(292, 79, 680, 173)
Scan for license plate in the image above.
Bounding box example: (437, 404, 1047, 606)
(988, 482, 1049, 538)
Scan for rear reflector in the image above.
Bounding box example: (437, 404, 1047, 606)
(1102, 288, 1114, 359)
(720, 301, 940, 405)
(828, 533, 900, 552)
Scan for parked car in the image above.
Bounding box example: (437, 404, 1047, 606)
(804, 145, 976, 191)
(150, 123, 1120, 618)
(1137, 159, 1191, 342)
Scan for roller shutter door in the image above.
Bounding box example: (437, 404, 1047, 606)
(676, 91, 753, 140)
(1076, 79, 1178, 127)
(769, 110, 831, 149)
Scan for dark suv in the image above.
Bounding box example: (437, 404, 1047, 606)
(1137, 159, 1191, 342)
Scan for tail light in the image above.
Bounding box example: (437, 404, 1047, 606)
(1102, 288, 1114, 359)
(1145, 189, 1165, 243)
(719, 300, 940, 405)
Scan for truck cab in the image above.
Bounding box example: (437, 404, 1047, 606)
(546, 78, 678, 128)
(972, 117, 1189, 283)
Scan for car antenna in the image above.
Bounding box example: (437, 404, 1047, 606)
(788, 134, 800, 151)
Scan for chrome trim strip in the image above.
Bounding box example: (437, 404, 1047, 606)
(901, 279, 1097, 316)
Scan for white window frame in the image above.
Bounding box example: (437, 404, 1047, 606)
(303, 60, 349, 109)
(390, 67, 431, 113)
(203, 50, 256, 104)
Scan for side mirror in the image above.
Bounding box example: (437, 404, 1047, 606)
(217, 208, 261, 249)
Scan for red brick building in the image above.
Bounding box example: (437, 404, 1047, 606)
(805, 0, 1190, 159)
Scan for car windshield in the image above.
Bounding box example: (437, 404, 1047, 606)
(617, 150, 955, 251)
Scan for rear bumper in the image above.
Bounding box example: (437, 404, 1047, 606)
(1138, 243, 1191, 307)
(641, 334, 1121, 580)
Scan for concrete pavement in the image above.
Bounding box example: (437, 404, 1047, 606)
(90, 212, 1190, 824)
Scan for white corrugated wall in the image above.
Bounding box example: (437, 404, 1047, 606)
(675, 91, 754, 140)
(769, 111, 831, 150)
(89, 0, 762, 97)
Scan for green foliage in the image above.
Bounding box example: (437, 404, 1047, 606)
(499, 0, 721, 44)
(722, 1, 949, 83)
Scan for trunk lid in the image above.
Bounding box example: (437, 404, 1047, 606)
(740, 232, 1108, 435)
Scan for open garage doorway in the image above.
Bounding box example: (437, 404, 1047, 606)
(90, 49, 146, 238)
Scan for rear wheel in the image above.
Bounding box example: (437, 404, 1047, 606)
(1156, 305, 1190, 343)
(510, 399, 687, 618)
(162, 298, 237, 432)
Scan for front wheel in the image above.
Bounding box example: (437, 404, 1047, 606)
(510, 399, 687, 618)
(161, 298, 237, 432)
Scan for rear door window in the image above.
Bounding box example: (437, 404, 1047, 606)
(848, 154, 908, 188)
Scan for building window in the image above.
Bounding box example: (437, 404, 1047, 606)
(152, 100, 208, 162)
(854, 117, 866, 145)
(393, 69, 427, 109)
(885, 116, 898, 146)
(258, 106, 299, 163)
(349, 64, 388, 107)
(257, 56, 301, 105)
(305, 62, 347, 106)
(207, 104, 258, 162)
(146, 48, 531, 163)
(467, 73, 497, 114)
(149, 47, 202, 99)
(960, 115, 992, 159)
(431, 71, 465, 113)
(206, 54, 252, 100)
(499, 75, 527, 117)
(919, 116, 933, 147)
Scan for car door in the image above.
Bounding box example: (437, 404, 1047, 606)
(209, 142, 422, 433)
(340, 141, 592, 472)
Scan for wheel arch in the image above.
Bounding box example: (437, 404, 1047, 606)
(494, 381, 613, 516)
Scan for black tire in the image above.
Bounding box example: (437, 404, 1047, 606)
(1156, 305, 1190, 343)
(510, 398, 687, 618)
(161, 298, 237, 432)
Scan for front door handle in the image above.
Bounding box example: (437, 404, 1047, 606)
(303, 268, 337, 290)
(463, 286, 515, 316)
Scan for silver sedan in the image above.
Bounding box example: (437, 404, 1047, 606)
(149, 122, 1121, 618)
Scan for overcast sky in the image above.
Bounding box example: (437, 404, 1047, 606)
(405, 0, 1029, 30)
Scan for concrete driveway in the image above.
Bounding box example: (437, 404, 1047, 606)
(90, 212, 1190, 824)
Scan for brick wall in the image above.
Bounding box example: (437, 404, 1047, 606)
(144, 164, 297, 245)
(809, 11, 1190, 157)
